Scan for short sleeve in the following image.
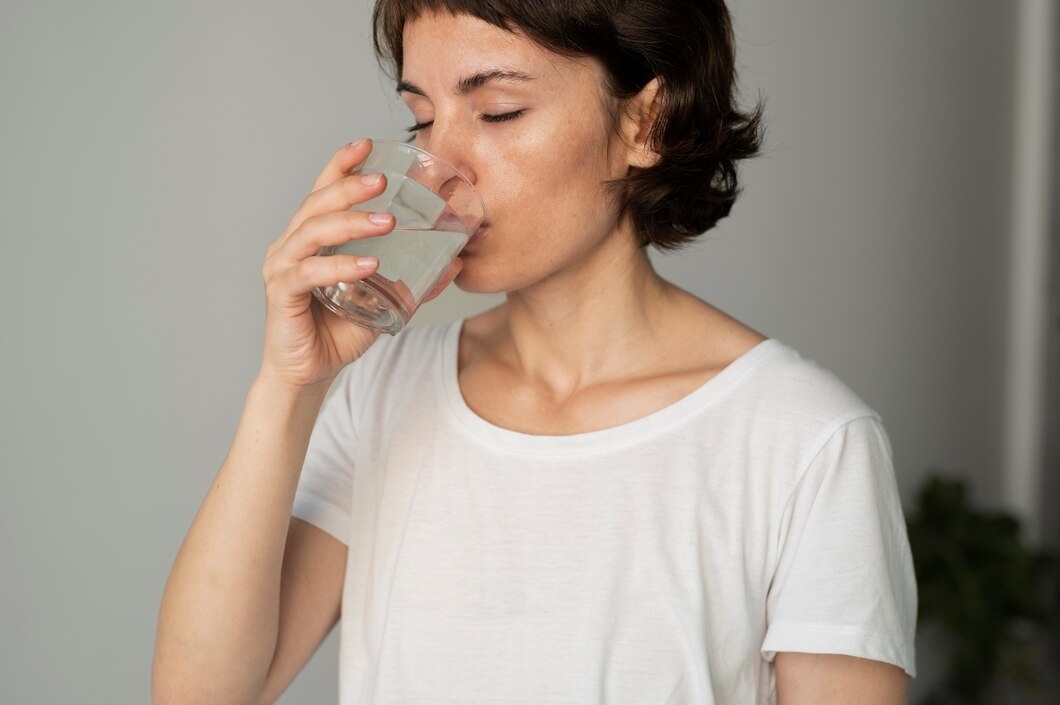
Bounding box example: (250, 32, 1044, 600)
(760, 415, 918, 677)
(291, 367, 359, 546)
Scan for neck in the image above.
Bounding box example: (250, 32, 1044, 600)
(495, 223, 679, 398)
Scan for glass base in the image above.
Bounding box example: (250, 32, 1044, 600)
(312, 275, 413, 336)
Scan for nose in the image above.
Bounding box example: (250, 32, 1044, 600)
(415, 123, 483, 230)
(421, 119, 478, 188)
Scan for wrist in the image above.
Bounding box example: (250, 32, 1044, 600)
(251, 369, 336, 403)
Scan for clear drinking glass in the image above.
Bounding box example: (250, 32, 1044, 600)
(312, 139, 484, 335)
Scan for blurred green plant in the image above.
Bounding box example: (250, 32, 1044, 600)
(906, 473, 1058, 704)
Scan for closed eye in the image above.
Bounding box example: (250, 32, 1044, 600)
(405, 110, 526, 134)
(480, 109, 525, 124)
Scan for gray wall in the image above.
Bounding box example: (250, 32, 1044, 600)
(0, 1, 1022, 703)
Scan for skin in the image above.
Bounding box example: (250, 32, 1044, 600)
(401, 10, 767, 433)
(399, 10, 911, 703)
(775, 653, 910, 704)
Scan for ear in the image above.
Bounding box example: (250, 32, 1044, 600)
(618, 76, 663, 170)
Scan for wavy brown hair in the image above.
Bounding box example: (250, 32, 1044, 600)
(372, 0, 767, 251)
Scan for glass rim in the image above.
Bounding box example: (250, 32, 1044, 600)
(368, 138, 485, 220)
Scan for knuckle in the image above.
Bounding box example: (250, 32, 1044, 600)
(262, 268, 280, 294)
(262, 256, 280, 284)
(345, 174, 364, 200)
(312, 211, 337, 238)
(307, 213, 331, 239)
(293, 257, 315, 280)
(291, 216, 314, 242)
(345, 210, 365, 229)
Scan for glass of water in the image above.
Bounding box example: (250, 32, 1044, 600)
(312, 139, 484, 335)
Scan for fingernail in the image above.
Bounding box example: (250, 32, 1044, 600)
(356, 256, 378, 268)
(360, 173, 383, 186)
(347, 139, 368, 150)
(368, 212, 393, 225)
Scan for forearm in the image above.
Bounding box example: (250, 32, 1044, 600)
(152, 376, 333, 705)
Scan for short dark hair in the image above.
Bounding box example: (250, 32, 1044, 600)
(372, 0, 767, 251)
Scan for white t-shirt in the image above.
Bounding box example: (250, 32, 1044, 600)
(292, 318, 917, 705)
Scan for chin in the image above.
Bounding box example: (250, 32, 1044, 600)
(453, 263, 510, 295)
(454, 247, 540, 294)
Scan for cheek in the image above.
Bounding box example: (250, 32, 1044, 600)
(481, 113, 617, 231)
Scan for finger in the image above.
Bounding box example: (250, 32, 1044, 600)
(422, 256, 464, 304)
(277, 209, 395, 265)
(267, 172, 389, 259)
(267, 253, 380, 307)
(312, 139, 373, 193)
(265, 140, 375, 259)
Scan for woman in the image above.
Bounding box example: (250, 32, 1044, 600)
(154, 1, 917, 704)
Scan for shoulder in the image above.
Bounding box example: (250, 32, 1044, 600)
(746, 340, 876, 421)
(723, 339, 887, 469)
(660, 292, 868, 434)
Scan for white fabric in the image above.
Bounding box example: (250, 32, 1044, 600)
(292, 318, 917, 705)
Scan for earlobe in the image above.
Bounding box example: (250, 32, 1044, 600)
(623, 76, 663, 170)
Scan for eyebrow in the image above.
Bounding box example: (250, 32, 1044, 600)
(397, 69, 536, 97)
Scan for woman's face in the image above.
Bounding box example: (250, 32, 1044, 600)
(399, 11, 634, 294)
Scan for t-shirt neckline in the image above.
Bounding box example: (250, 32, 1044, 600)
(439, 317, 782, 456)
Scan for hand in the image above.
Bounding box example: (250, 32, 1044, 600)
(256, 140, 463, 391)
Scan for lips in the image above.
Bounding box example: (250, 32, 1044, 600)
(463, 223, 488, 250)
